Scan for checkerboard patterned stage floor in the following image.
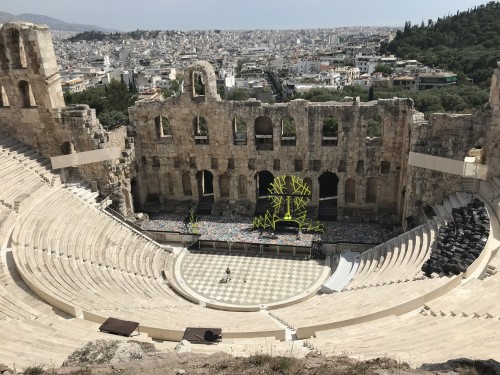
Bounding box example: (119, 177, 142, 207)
(180, 251, 326, 305)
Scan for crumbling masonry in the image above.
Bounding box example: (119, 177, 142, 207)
(1, 22, 499, 226)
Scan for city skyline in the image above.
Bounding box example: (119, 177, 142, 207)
(0, 0, 492, 31)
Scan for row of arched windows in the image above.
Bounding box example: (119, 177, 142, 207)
(154, 114, 349, 149)
(174, 170, 378, 204)
(0, 81, 37, 108)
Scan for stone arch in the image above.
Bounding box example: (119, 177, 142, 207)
(156, 115, 171, 137)
(60, 141, 75, 155)
(196, 170, 214, 197)
(182, 61, 220, 101)
(233, 116, 247, 145)
(219, 173, 230, 198)
(182, 173, 192, 196)
(366, 177, 377, 203)
(281, 116, 296, 146)
(322, 116, 338, 146)
(19, 80, 36, 108)
(338, 160, 347, 173)
(0, 85, 9, 107)
(345, 178, 356, 203)
(256, 170, 274, 197)
(238, 175, 247, 198)
(192, 71, 205, 96)
(193, 116, 209, 144)
(255, 116, 273, 151)
(318, 172, 339, 221)
(8, 28, 27, 69)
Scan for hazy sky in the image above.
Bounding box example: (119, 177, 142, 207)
(0, 0, 491, 31)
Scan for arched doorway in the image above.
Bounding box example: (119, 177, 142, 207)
(257, 170, 274, 197)
(19, 80, 36, 108)
(255, 170, 274, 216)
(196, 170, 214, 215)
(318, 172, 339, 221)
(196, 170, 214, 197)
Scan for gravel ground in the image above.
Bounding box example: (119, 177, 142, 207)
(142, 213, 384, 245)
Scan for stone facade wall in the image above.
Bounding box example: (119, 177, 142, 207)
(403, 110, 492, 221)
(130, 63, 413, 223)
(1, 22, 499, 223)
(0, 22, 132, 213)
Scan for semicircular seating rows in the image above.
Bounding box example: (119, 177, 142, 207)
(1, 130, 500, 367)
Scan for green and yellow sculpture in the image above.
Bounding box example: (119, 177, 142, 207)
(253, 175, 324, 233)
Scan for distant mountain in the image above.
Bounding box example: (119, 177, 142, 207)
(0, 11, 117, 32)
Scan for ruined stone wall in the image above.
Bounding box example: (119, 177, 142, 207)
(129, 62, 413, 223)
(485, 65, 500, 179)
(403, 110, 491, 221)
(0, 22, 132, 214)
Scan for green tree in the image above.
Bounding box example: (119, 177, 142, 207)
(225, 88, 251, 101)
(374, 64, 393, 76)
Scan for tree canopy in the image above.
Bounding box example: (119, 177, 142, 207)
(64, 79, 138, 128)
(381, 1, 500, 86)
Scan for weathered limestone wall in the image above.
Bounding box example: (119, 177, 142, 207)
(403, 110, 491, 220)
(485, 64, 500, 178)
(130, 62, 413, 223)
(0, 22, 132, 213)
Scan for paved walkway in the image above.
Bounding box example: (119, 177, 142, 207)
(178, 251, 328, 306)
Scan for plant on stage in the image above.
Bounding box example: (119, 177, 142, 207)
(252, 175, 324, 233)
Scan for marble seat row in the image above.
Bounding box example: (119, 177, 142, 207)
(271, 275, 459, 338)
(344, 223, 436, 291)
(0, 131, 59, 186)
(307, 313, 500, 366)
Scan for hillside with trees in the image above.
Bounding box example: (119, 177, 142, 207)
(381, 1, 500, 86)
(64, 79, 138, 128)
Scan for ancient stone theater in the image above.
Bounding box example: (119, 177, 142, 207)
(0, 21, 500, 367)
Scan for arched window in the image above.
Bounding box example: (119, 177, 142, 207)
(19, 80, 36, 108)
(233, 117, 247, 145)
(60, 141, 75, 155)
(281, 116, 296, 146)
(156, 116, 171, 137)
(338, 160, 347, 173)
(322, 116, 338, 146)
(220, 174, 230, 198)
(194, 116, 209, 144)
(182, 173, 192, 196)
(192, 71, 205, 96)
(345, 178, 356, 203)
(366, 177, 377, 203)
(238, 175, 247, 198)
(356, 160, 364, 173)
(9, 29, 27, 69)
(255, 116, 273, 151)
(0, 86, 9, 107)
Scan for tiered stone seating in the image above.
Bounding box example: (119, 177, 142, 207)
(0, 131, 59, 186)
(307, 314, 500, 366)
(344, 223, 436, 290)
(2, 132, 500, 366)
(272, 275, 460, 339)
